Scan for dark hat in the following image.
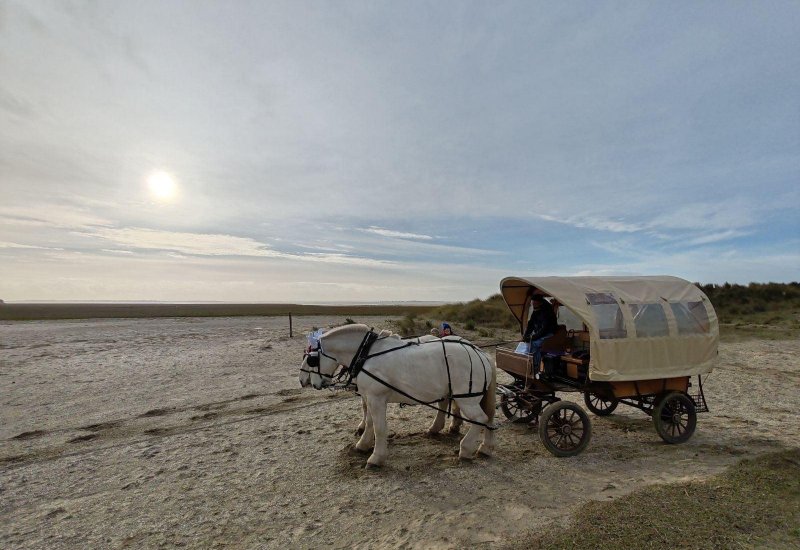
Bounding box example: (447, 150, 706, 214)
(441, 322, 451, 330)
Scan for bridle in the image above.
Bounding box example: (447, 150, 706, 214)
(300, 342, 342, 385)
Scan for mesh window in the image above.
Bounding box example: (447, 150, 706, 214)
(587, 293, 627, 339)
(629, 303, 669, 338)
(556, 305, 584, 331)
(670, 301, 711, 335)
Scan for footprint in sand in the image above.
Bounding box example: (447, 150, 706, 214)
(195, 402, 229, 412)
(11, 430, 48, 440)
(138, 407, 174, 418)
(238, 393, 261, 401)
(80, 421, 122, 432)
(144, 427, 171, 436)
(190, 411, 220, 421)
(68, 434, 97, 443)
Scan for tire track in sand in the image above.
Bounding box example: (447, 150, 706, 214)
(1, 391, 355, 470)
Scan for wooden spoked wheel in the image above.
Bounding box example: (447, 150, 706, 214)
(538, 401, 592, 457)
(499, 392, 540, 424)
(583, 391, 619, 416)
(652, 391, 697, 444)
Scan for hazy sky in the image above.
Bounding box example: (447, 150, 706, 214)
(1, 1, 798, 302)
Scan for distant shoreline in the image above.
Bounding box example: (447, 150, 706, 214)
(0, 303, 437, 321)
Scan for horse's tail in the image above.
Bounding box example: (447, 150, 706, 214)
(480, 359, 496, 423)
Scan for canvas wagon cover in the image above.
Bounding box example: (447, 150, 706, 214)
(500, 276, 718, 382)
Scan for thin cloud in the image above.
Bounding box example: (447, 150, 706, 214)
(686, 230, 752, 246)
(91, 227, 397, 268)
(300, 252, 395, 267)
(0, 241, 62, 250)
(0, 205, 112, 229)
(537, 214, 644, 233)
(361, 226, 435, 240)
(94, 227, 283, 257)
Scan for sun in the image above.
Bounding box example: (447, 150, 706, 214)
(146, 171, 178, 201)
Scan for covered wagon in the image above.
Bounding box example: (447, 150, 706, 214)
(496, 275, 717, 456)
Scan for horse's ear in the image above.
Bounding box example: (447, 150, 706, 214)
(378, 329, 392, 338)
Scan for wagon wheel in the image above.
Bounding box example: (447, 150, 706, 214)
(583, 391, 619, 416)
(500, 392, 540, 424)
(652, 391, 697, 444)
(538, 401, 592, 457)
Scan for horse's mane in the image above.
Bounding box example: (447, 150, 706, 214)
(323, 323, 402, 341)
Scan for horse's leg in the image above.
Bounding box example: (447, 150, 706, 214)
(446, 400, 463, 434)
(355, 396, 374, 453)
(427, 401, 447, 435)
(478, 423, 496, 457)
(366, 395, 389, 469)
(453, 399, 489, 460)
(355, 396, 367, 436)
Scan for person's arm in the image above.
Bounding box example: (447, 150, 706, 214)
(522, 314, 534, 341)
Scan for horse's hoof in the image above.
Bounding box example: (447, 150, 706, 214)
(446, 428, 461, 436)
(354, 444, 372, 454)
(425, 429, 441, 438)
(477, 446, 494, 458)
(458, 452, 475, 462)
(365, 462, 382, 470)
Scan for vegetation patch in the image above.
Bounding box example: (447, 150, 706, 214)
(430, 294, 519, 330)
(700, 282, 800, 341)
(504, 448, 800, 550)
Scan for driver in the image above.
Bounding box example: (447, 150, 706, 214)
(522, 294, 557, 378)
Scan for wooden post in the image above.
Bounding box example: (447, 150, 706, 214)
(289, 312, 293, 338)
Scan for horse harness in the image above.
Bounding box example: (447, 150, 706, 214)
(302, 329, 496, 430)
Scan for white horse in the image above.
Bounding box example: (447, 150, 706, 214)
(299, 324, 496, 468)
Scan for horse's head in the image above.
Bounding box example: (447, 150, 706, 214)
(299, 341, 338, 390)
(299, 324, 372, 390)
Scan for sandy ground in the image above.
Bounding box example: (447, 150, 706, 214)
(1, 316, 798, 549)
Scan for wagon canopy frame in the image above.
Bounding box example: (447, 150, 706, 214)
(500, 275, 719, 382)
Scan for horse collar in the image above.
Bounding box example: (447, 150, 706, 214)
(349, 330, 379, 379)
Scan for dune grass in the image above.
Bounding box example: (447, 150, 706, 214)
(506, 448, 800, 550)
(701, 282, 800, 341)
